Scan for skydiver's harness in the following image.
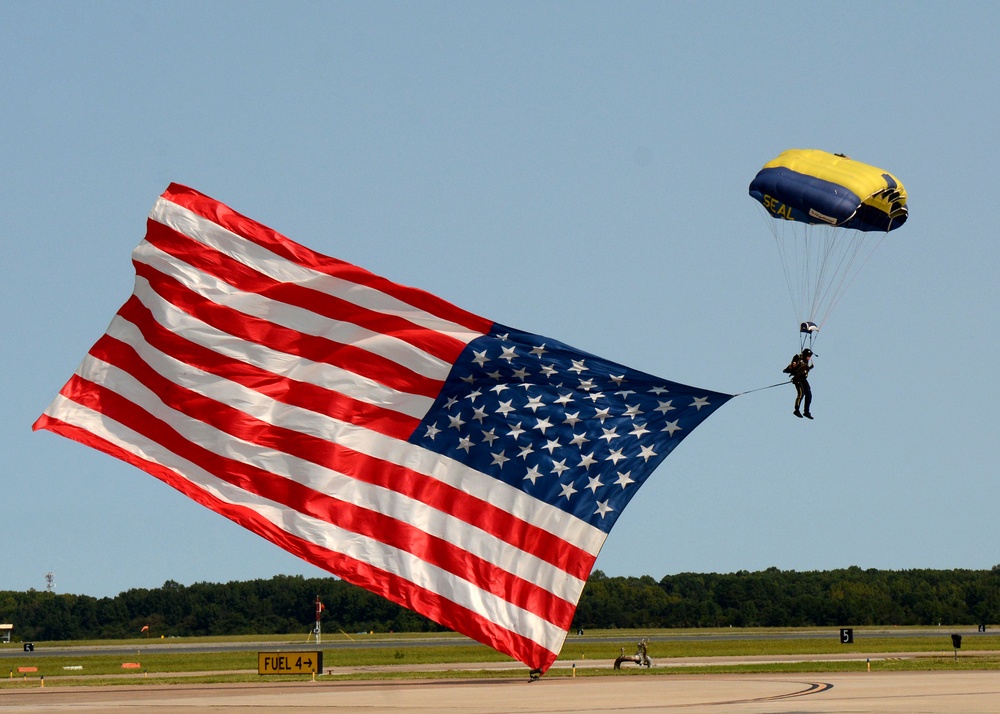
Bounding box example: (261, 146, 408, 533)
(734, 354, 813, 396)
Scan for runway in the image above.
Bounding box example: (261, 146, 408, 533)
(3, 671, 999, 713)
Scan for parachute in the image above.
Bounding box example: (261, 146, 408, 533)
(749, 149, 907, 348)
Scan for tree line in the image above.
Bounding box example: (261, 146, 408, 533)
(2, 566, 999, 642)
(575, 566, 1000, 629)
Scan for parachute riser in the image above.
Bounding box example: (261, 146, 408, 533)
(799, 321, 819, 352)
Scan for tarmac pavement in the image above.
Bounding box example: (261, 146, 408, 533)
(2, 668, 999, 712)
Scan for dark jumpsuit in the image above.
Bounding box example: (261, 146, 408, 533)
(783, 355, 813, 416)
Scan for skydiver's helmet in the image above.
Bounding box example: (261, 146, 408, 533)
(801, 348, 813, 358)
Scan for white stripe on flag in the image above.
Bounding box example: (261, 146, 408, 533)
(42, 395, 572, 657)
(68, 350, 592, 603)
(99, 297, 607, 557)
(149, 197, 484, 342)
(133, 241, 455, 382)
(126, 280, 434, 419)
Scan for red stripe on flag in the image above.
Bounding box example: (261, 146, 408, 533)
(30, 414, 559, 671)
(81, 334, 595, 581)
(51, 377, 578, 631)
(144, 220, 470, 364)
(115, 296, 418, 439)
(132, 259, 443, 399)
(160, 184, 494, 336)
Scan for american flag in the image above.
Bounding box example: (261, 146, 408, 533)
(34, 184, 732, 673)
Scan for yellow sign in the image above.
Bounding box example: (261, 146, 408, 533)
(257, 651, 323, 675)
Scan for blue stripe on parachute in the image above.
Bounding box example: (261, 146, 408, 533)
(749, 167, 861, 226)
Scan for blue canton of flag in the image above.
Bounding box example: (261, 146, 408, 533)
(411, 326, 732, 532)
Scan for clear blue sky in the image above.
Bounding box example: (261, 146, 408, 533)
(4, 2, 998, 598)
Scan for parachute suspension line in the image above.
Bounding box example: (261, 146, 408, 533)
(785, 220, 805, 321)
(791, 224, 828, 335)
(803, 224, 889, 336)
(795, 225, 813, 324)
(793, 228, 811, 325)
(775, 219, 826, 346)
(810, 227, 842, 328)
(813, 230, 863, 331)
(819, 229, 890, 332)
(758, 205, 808, 329)
(823, 228, 864, 320)
(810, 225, 840, 324)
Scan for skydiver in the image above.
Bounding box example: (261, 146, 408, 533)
(782, 348, 814, 419)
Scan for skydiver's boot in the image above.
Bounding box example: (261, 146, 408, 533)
(793, 410, 803, 418)
(804, 412, 813, 419)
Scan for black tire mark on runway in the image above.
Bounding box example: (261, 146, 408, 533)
(732, 679, 834, 703)
(329, 676, 837, 710)
(630, 679, 834, 709)
(524, 679, 836, 711)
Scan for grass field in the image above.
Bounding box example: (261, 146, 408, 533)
(2, 627, 998, 688)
